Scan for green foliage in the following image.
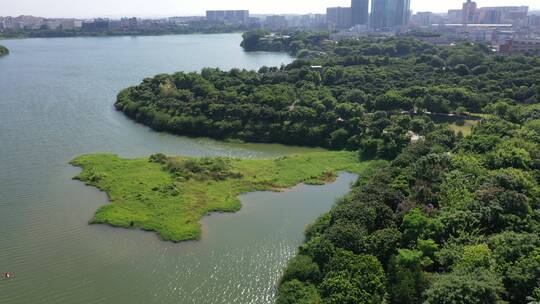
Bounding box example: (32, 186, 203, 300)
(116, 37, 540, 157)
(506, 250, 540, 304)
(527, 287, 540, 304)
(417, 239, 439, 262)
(98, 31, 540, 303)
(423, 270, 504, 304)
(241, 31, 330, 55)
(279, 100, 540, 303)
(489, 232, 540, 272)
(455, 244, 493, 272)
(401, 209, 442, 246)
(165, 157, 242, 181)
(149, 153, 167, 164)
(300, 236, 336, 268)
(455, 64, 470, 76)
(486, 141, 532, 169)
(388, 249, 427, 304)
(240, 30, 271, 51)
(0, 45, 8, 56)
(320, 250, 386, 304)
(71, 152, 383, 242)
(282, 255, 321, 283)
(277, 280, 321, 304)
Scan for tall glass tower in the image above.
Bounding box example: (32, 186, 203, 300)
(370, 0, 411, 30)
(351, 0, 369, 26)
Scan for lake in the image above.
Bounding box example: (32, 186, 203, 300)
(0, 34, 356, 303)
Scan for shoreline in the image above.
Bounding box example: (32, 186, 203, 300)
(70, 152, 384, 243)
(0, 30, 246, 41)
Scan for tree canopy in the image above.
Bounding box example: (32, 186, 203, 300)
(278, 107, 540, 303)
(112, 32, 540, 303)
(116, 35, 540, 160)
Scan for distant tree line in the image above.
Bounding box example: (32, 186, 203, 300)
(0, 23, 246, 39)
(241, 30, 331, 56)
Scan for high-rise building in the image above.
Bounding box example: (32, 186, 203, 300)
(370, 0, 411, 30)
(462, 0, 477, 25)
(265, 15, 288, 31)
(206, 10, 249, 24)
(351, 0, 369, 26)
(529, 15, 540, 28)
(327, 7, 352, 29)
(479, 9, 502, 24)
(411, 12, 437, 26)
(479, 6, 528, 24)
(396, 0, 411, 26)
(447, 9, 463, 23)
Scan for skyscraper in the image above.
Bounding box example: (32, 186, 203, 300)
(327, 7, 352, 29)
(206, 10, 250, 25)
(351, 0, 369, 26)
(396, 0, 411, 26)
(371, 0, 411, 30)
(462, 0, 477, 25)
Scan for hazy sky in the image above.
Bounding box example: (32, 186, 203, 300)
(1, 0, 538, 18)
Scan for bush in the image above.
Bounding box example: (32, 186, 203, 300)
(149, 153, 167, 164)
(165, 157, 242, 181)
(320, 250, 386, 304)
(423, 270, 504, 304)
(505, 250, 540, 304)
(276, 280, 321, 304)
(388, 249, 427, 304)
(282, 255, 321, 283)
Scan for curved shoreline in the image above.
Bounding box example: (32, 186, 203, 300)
(70, 152, 385, 242)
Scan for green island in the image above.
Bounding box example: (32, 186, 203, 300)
(0, 45, 9, 56)
(71, 151, 384, 242)
(77, 31, 540, 303)
(115, 33, 539, 160)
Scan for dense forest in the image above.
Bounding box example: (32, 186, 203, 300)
(114, 33, 540, 303)
(115, 34, 540, 159)
(277, 103, 540, 304)
(0, 45, 8, 56)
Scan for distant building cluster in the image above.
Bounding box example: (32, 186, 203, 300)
(0, 15, 82, 30)
(0, 15, 209, 33)
(405, 1, 540, 56)
(326, 0, 411, 31)
(2, 1, 540, 56)
(206, 10, 249, 25)
(201, 0, 410, 32)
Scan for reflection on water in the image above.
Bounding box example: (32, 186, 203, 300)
(0, 34, 357, 303)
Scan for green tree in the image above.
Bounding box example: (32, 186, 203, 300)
(277, 280, 321, 304)
(388, 249, 427, 304)
(506, 250, 540, 304)
(320, 250, 386, 304)
(282, 255, 321, 283)
(423, 270, 504, 304)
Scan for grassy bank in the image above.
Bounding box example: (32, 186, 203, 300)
(71, 152, 385, 242)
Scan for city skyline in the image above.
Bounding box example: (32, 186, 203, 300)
(1, 0, 539, 19)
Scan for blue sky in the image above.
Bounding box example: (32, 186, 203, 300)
(1, 0, 538, 18)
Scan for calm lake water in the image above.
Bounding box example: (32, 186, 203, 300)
(0, 34, 357, 303)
